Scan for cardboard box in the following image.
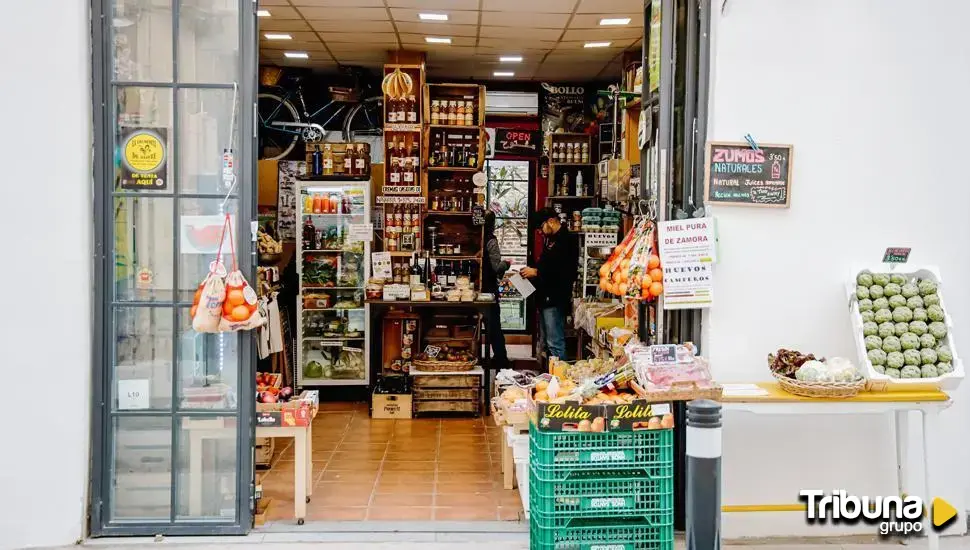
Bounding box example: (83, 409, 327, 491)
(372, 392, 413, 419)
(255, 391, 319, 427)
(603, 400, 673, 431)
(529, 389, 674, 432)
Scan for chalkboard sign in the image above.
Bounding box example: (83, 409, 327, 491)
(704, 141, 793, 208)
(472, 205, 485, 226)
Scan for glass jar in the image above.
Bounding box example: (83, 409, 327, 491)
(430, 100, 440, 124)
(464, 100, 474, 125)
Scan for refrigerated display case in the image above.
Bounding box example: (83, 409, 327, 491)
(296, 181, 370, 386)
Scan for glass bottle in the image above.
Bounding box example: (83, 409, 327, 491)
(448, 100, 457, 125)
(403, 157, 415, 186)
(431, 100, 440, 124)
(581, 142, 589, 163)
(409, 140, 420, 173)
(302, 217, 316, 250)
(431, 192, 440, 211)
(406, 95, 417, 123)
(466, 141, 477, 168)
(409, 253, 423, 286)
(355, 144, 367, 174)
(322, 144, 334, 175)
(387, 97, 397, 123)
(344, 145, 356, 175)
(395, 96, 406, 123)
(389, 158, 401, 185)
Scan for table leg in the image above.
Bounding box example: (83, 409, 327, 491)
(189, 430, 204, 516)
(894, 410, 909, 499)
(922, 409, 941, 550)
(295, 431, 308, 523)
(305, 424, 313, 498)
(502, 429, 514, 490)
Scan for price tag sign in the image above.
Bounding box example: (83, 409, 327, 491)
(348, 223, 374, 243)
(424, 345, 442, 358)
(372, 252, 392, 279)
(650, 344, 678, 365)
(118, 379, 151, 410)
(883, 247, 911, 264)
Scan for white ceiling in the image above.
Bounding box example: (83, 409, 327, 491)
(258, 0, 644, 80)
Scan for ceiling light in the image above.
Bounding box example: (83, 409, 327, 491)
(584, 41, 612, 48)
(257, 9, 271, 17)
(425, 37, 452, 44)
(499, 56, 523, 63)
(264, 33, 292, 40)
(284, 52, 309, 59)
(494, 71, 514, 77)
(599, 18, 631, 25)
(418, 13, 449, 21)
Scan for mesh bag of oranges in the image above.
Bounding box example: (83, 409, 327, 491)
(598, 218, 664, 301)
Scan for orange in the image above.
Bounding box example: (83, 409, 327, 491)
(223, 300, 235, 316)
(618, 282, 628, 295)
(190, 305, 198, 319)
(649, 281, 664, 296)
(599, 264, 609, 277)
(231, 305, 251, 321)
(193, 288, 202, 305)
(647, 255, 661, 269)
(620, 258, 630, 271)
(227, 289, 246, 307)
(649, 268, 664, 282)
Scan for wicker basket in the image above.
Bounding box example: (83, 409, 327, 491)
(772, 373, 867, 398)
(412, 359, 477, 372)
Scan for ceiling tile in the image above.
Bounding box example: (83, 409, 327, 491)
(544, 50, 621, 62)
(260, 31, 319, 42)
(259, 42, 330, 53)
(255, 6, 302, 19)
(296, 7, 388, 20)
(421, 46, 479, 60)
(479, 26, 562, 40)
(399, 34, 476, 47)
(388, 0, 479, 9)
(569, 13, 643, 28)
(480, 12, 570, 28)
(561, 28, 643, 41)
(577, 0, 643, 13)
(389, 8, 479, 26)
(290, 0, 384, 5)
(325, 42, 398, 52)
(261, 48, 333, 59)
(395, 22, 477, 37)
(555, 40, 632, 50)
(259, 19, 311, 31)
(332, 52, 387, 62)
(477, 37, 558, 49)
(318, 32, 399, 44)
(481, 0, 575, 13)
(308, 20, 396, 33)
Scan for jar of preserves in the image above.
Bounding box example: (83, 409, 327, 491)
(430, 100, 440, 124)
(464, 100, 474, 125)
(456, 101, 466, 126)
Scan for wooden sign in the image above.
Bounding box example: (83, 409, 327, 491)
(494, 128, 541, 156)
(883, 247, 912, 264)
(704, 141, 793, 208)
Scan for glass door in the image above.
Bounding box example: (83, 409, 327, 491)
(91, 0, 255, 535)
(485, 159, 532, 332)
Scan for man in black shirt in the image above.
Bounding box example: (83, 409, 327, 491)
(521, 207, 578, 361)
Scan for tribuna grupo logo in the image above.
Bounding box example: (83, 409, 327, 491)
(799, 490, 958, 536)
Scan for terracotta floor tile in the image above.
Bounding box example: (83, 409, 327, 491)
(435, 482, 496, 494)
(331, 449, 387, 461)
(366, 506, 434, 520)
(439, 471, 493, 484)
(437, 461, 492, 472)
(306, 506, 368, 521)
(327, 458, 384, 471)
(371, 493, 434, 507)
(337, 441, 388, 451)
(497, 506, 524, 521)
(494, 491, 525, 508)
(433, 506, 498, 521)
(381, 460, 435, 472)
(375, 482, 435, 495)
(318, 469, 380, 483)
(377, 471, 436, 484)
(265, 499, 295, 521)
(435, 493, 496, 507)
(313, 490, 374, 507)
(386, 450, 437, 461)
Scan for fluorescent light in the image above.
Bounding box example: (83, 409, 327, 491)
(425, 37, 452, 44)
(499, 55, 523, 63)
(494, 71, 515, 77)
(419, 13, 449, 21)
(264, 33, 292, 40)
(599, 18, 631, 25)
(584, 41, 612, 48)
(284, 52, 309, 59)
(257, 9, 271, 17)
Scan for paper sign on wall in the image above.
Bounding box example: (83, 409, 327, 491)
(348, 223, 374, 243)
(658, 219, 716, 309)
(118, 379, 151, 410)
(372, 252, 392, 280)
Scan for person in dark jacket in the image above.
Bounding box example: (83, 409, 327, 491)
(521, 207, 579, 360)
(482, 211, 511, 368)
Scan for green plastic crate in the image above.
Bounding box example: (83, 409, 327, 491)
(528, 468, 673, 523)
(530, 515, 674, 550)
(530, 426, 673, 476)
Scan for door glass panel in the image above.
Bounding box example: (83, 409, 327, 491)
(178, 0, 239, 84)
(110, 416, 172, 521)
(112, 0, 173, 82)
(113, 196, 175, 302)
(178, 198, 238, 303)
(114, 307, 173, 410)
(495, 218, 527, 260)
(178, 88, 238, 195)
(175, 416, 238, 520)
(178, 307, 238, 410)
(115, 87, 174, 193)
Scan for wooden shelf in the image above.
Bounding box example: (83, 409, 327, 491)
(547, 195, 595, 200)
(385, 123, 422, 132)
(431, 255, 481, 260)
(550, 162, 595, 166)
(552, 132, 590, 137)
(427, 124, 482, 131)
(427, 166, 481, 172)
(425, 211, 473, 216)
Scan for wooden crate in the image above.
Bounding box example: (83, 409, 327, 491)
(414, 399, 479, 414)
(414, 387, 480, 401)
(255, 437, 274, 467)
(304, 142, 372, 178)
(412, 374, 481, 388)
(423, 83, 486, 127)
(254, 498, 272, 527)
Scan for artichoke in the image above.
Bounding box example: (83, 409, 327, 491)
(888, 295, 908, 309)
(907, 296, 924, 310)
(873, 297, 890, 311)
(862, 321, 878, 336)
(908, 320, 928, 336)
(868, 349, 888, 366)
(921, 348, 938, 365)
(912, 308, 928, 322)
(903, 349, 922, 366)
(885, 367, 902, 378)
(868, 284, 885, 299)
(921, 364, 939, 378)
(901, 283, 919, 298)
(884, 283, 902, 297)
(873, 364, 886, 374)
(937, 362, 954, 375)
(882, 336, 902, 353)
(899, 333, 920, 350)
(873, 273, 891, 287)
(857, 271, 874, 287)
(929, 321, 947, 340)
(865, 335, 883, 351)
(920, 333, 936, 350)
(892, 307, 913, 323)
(927, 305, 945, 322)
(890, 274, 907, 285)
(875, 309, 894, 324)
(923, 294, 941, 307)
(918, 279, 937, 296)
(859, 298, 874, 312)
(878, 322, 897, 339)
(861, 310, 875, 323)
(936, 345, 953, 363)
(900, 365, 922, 378)
(894, 322, 910, 336)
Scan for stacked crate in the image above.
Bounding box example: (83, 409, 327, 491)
(529, 427, 674, 550)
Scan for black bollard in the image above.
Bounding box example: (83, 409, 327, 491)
(686, 399, 722, 550)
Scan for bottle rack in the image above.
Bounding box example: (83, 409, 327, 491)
(303, 142, 371, 180)
(382, 64, 425, 199)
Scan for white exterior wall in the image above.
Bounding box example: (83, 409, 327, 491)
(0, 1, 92, 549)
(705, 0, 970, 538)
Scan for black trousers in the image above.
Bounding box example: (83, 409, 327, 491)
(487, 299, 508, 366)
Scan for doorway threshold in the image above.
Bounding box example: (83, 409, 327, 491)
(255, 520, 528, 543)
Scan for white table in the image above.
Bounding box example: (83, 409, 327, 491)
(500, 425, 530, 517)
(722, 382, 951, 549)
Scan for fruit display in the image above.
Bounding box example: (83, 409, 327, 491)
(598, 219, 664, 301)
(853, 269, 957, 380)
(255, 372, 292, 404)
(257, 228, 282, 256)
(415, 344, 474, 363)
(381, 68, 414, 100)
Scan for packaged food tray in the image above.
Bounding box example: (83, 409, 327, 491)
(847, 265, 963, 391)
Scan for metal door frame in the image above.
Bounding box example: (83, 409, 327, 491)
(89, 0, 257, 536)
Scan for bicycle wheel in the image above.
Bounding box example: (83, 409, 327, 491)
(342, 95, 384, 142)
(258, 92, 301, 160)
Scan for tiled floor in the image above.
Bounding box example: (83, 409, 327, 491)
(258, 402, 523, 523)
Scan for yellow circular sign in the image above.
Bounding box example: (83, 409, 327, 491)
(123, 130, 165, 173)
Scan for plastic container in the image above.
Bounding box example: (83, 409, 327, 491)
(528, 468, 673, 522)
(530, 425, 673, 478)
(530, 515, 674, 550)
(847, 265, 963, 391)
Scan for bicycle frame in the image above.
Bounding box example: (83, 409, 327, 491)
(261, 85, 350, 137)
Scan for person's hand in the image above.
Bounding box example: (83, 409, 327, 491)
(520, 267, 537, 278)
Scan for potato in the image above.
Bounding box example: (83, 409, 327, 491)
(577, 419, 592, 432)
(590, 417, 606, 432)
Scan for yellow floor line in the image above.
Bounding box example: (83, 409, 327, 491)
(722, 504, 807, 513)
